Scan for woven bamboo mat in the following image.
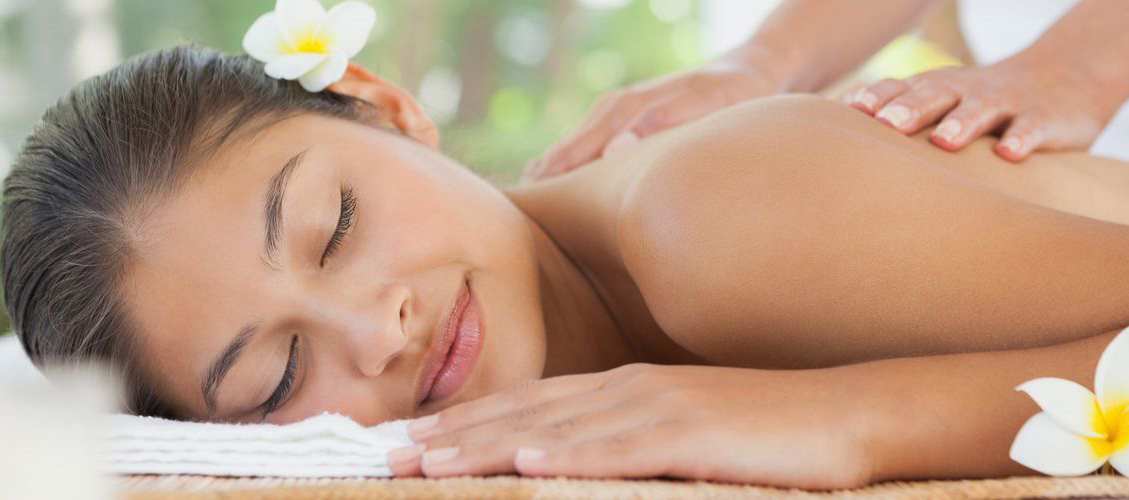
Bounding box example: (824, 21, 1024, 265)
(117, 474, 1129, 499)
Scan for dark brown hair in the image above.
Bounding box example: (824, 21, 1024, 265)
(2, 45, 375, 417)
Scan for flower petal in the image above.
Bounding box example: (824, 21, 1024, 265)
(1106, 409, 1129, 474)
(1095, 326, 1129, 431)
(243, 11, 290, 62)
(315, 1, 376, 59)
(275, 0, 326, 50)
(1010, 412, 1110, 476)
(298, 54, 348, 92)
(1016, 377, 1107, 439)
(264, 53, 328, 80)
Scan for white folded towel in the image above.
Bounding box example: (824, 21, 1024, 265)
(106, 413, 413, 477)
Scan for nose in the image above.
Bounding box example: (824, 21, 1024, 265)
(331, 283, 412, 378)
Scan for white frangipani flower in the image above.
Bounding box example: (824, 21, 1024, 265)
(242, 0, 376, 92)
(1010, 326, 1129, 475)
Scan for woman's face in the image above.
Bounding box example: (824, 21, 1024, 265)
(122, 114, 547, 425)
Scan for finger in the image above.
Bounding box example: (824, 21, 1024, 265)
(838, 84, 866, 105)
(928, 98, 1010, 152)
(513, 422, 680, 479)
(846, 78, 910, 115)
(995, 116, 1046, 162)
(388, 443, 426, 477)
(873, 84, 960, 134)
(419, 407, 647, 477)
(603, 90, 727, 157)
(406, 372, 609, 441)
(418, 390, 618, 451)
(523, 91, 652, 181)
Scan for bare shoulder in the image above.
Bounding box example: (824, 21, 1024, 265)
(614, 94, 872, 364)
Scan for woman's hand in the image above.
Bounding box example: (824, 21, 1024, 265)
(521, 59, 781, 183)
(844, 56, 1111, 162)
(386, 363, 876, 489)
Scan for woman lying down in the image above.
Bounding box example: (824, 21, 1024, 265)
(7, 44, 1129, 489)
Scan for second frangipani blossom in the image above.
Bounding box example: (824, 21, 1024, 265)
(242, 0, 376, 92)
(1010, 326, 1129, 475)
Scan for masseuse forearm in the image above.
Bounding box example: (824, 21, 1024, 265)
(1017, 0, 1129, 119)
(852, 328, 1117, 481)
(728, 0, 939, 93)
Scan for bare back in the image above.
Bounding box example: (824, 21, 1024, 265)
(507, 95, 1129, 370)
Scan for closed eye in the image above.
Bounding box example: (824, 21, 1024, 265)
(261, 334, 300, 418)
(320, 184, 356, 267)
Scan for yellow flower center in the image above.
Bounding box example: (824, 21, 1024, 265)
(1089, 405, 1129, 459)
(294, 33, 328, 54)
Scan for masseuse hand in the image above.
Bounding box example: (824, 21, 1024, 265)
(521, 58, 780, 182)
(845, 56, 1110, 163)
(386, 363, 875, 489)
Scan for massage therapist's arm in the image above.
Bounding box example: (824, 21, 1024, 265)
(523, 0, 939, 180)
(850, 0, 1129, 161)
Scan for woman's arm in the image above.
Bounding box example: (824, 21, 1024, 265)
(859, 327, 1117, 480)
(388, 331, 1118, 485)
(617, 95, 1129, 369)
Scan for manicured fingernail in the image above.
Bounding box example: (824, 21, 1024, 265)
(859, 91, 878, 111)
(933, 119, 962, 143)
(422, 446, 460, 466)
(1000, 137, 1022, 153)
(876, 104, 912, 128)
(388, 444, 426, 465)
(603, 131, 640, 156)
(408, 414, 439, 439)
(516, 447, 546, 463)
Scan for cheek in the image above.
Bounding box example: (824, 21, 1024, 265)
(278, 363, 410, 426)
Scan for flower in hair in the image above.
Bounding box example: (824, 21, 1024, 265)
(242, 0, 376, 92)
(1010, 326, 1129, 476)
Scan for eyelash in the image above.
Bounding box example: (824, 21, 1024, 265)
(262, 186, 356, 417)
(262, 335, 300, 417)
(320, 185, 356, 267)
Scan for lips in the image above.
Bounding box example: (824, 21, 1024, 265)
(415, 277, 484, 406)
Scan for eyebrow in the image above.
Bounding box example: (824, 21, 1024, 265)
(263, 150, 307, 271)
(201, 321, 258, 416)
(199, 150, 307, 416)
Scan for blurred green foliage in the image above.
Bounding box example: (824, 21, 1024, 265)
(115, 0, 703, 183)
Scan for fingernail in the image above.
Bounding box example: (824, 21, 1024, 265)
(388, 443, 426, 465)
(516, 447, 546, 463)
(933, 119, 962, 143)
(876, 104, 912, 128)
(408, 414, 439, 439)
(422, 446, 460, 466)
(1000, 137, 1023, 153)
(859, 91, 878, 111)
(603, 131, 640, 156)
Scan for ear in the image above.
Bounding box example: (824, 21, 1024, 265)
(327, 64, 440, 148)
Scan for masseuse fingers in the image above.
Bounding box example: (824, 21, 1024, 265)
(412, 408, 641, 477)
(406, 372, 610, 441)
(928, 98, 1010, 152)
(872, 83, 960, 135)
(522, 88, 653, 182)
(846, 78, 909, 115)
(994, 116, 1046, 162)
(602, 89, 721, 158)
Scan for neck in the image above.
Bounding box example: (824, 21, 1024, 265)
(511, 200, 638, 378)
